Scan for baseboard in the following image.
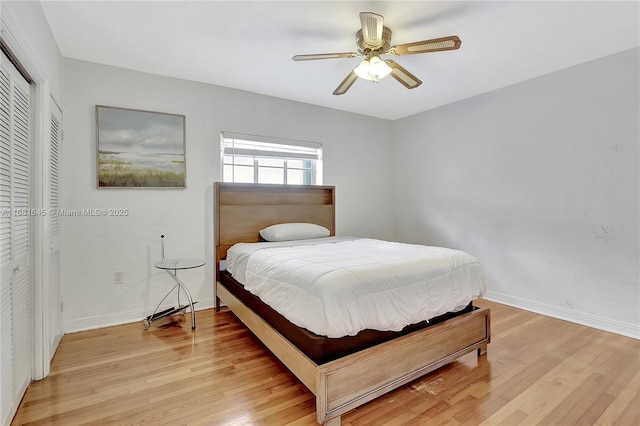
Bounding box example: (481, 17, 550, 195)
(483, 291, 639, 340)
(64, 298, 216, 333)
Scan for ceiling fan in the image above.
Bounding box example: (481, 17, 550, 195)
(292, 12, 462, 95)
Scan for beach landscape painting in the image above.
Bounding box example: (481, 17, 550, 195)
(96, 106, 186, 188)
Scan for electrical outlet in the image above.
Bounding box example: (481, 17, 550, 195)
(114, 271, 124, 285)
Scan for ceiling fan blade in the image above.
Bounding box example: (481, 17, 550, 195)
(389, 35, 461, 56)
(385, 60, 422, 89)
(292, 52, 359, 61)
(359, 12, 384, 48)
(333, 71, 358, 96)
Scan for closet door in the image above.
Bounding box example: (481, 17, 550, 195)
(48, 99, 63, 359)
(0, 50, 32, 426)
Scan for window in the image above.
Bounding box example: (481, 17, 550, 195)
(221, 132, 322, 185)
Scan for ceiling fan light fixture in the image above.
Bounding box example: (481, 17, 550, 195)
(354, 59, 371, 80)
(354, 55, 392, 82)
(370, 56, 392, 78)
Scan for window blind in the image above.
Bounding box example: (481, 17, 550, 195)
(221, 132, 321, 160)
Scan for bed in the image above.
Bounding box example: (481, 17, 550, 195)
(214, 182, 490, 425)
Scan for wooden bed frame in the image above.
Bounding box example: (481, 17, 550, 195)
(214, 182, 490, 425)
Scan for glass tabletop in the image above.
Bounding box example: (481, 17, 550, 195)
(155, 258, 205, 270)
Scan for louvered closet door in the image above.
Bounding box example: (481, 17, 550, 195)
(0, 51, 14, 426)
(0, 50, 32, 426)
(48, 100, 63, 358)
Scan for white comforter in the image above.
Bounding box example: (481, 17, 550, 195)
(226, 237, 485, 338)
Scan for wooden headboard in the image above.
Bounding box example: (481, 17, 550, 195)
(214, 182, 335, 280)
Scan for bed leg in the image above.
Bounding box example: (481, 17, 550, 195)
(323, 416, 341, 426)
(215, 296, 221, 312)
(477, 343, 488, 357)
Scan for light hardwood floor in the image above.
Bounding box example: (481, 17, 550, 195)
(12, 300, 640, 425)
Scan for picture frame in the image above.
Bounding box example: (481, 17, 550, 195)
(96, 105, 186, 188)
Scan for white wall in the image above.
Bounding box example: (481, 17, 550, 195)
(62, 59, 394, 331)
(393, 48, 639, 338)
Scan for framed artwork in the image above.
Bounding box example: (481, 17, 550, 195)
(96, 105, 186, 188)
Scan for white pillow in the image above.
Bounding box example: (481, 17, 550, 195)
(259, 223, 330, 242)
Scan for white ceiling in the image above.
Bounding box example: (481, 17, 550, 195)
(40, 1, 639, 120)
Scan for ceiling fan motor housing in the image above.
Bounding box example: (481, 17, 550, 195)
(356, 27, 392, 54)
